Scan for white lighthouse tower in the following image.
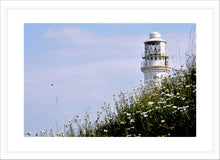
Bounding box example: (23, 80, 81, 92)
(141, 29, 171, 84)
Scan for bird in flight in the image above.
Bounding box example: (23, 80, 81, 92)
(51, 84, 54, 86)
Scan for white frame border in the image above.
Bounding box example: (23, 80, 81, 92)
(1, 0, 219, 159)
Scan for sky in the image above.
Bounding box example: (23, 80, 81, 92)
(24, 23, 195, 136)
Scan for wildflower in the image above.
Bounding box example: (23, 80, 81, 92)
(186, 85, 190, 88)
(136, 111, 141, 114)
(35, 132, 39, 136)
(173, 106, 177, 109)
(120, 121, 125, 124)
(168, 133, 171, 136)
(130, 126, 135, 129)
(126, 113, 131, 116)
(176, 93, 180, 96)
(193, 89, 196, 93)
(136, 101, 140, 104)
(172, 110, 177, 114)
(161, 120, 165, 123)
(148, 101, 154, 105)
(144, 115, 148, 118)
(182, 97, 186, 100)
(142, 112, 147, 115)
(165, 94, 171, 97)
(155, 106, 160, 109)
(104, 129, 108, 133)
(26, 132, 31, 136)
(167, 105, 171, 107)
(130, 119, 135, 123)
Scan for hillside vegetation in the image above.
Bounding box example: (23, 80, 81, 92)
(27, 64, 196, 137)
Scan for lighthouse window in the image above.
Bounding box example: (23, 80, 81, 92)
(151, 57, 153, 60)
(155, 57, 157, 60)
(159, 57, 161, 60)
(147, 57, 149, 60)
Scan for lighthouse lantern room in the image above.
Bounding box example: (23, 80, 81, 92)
(141, 29, 171, 83)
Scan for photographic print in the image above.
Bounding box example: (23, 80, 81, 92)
(24, 23, 196, 137)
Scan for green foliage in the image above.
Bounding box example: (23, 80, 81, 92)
(92, 66, 196, 137)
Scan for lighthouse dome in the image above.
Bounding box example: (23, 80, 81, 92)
(150, 31, 161, 38)
(145, 30, 166, 43)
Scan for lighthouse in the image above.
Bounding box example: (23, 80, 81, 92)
(141, 30, 171, 84)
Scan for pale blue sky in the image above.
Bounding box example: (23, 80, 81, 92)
(24, 23, 195, 135)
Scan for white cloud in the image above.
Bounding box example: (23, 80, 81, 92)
(43, 26, 145, 57)
(41, 46, 142, 58)
(42, 26, 194, 68)
(25, 57, 143, 110)
(25, 58, 142, 89)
